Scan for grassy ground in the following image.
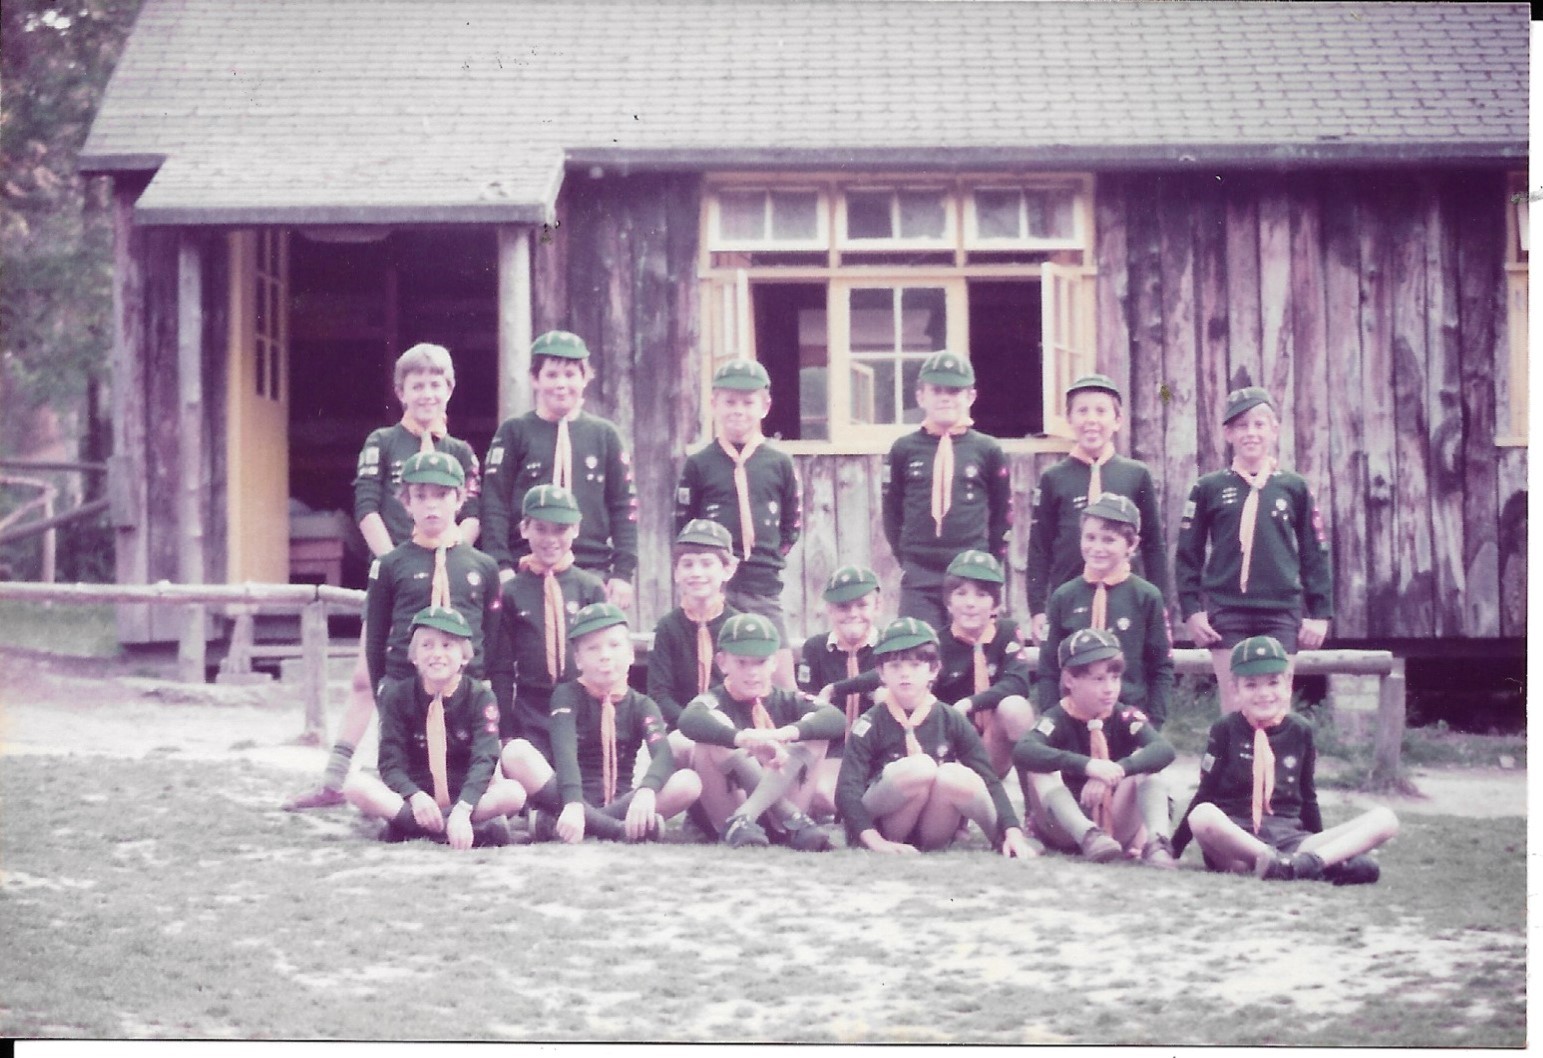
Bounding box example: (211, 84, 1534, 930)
(0, 754, 1525, 1045)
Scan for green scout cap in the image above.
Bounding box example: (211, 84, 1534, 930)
(716, 613, 782, 657)
(1083, 493, 1141, 531)
(1231, 635, 1290, 676)
(873, 617, 940, 657)
(946, 549, 1005, 585)
(676, 518, 734, 550)
(918, 351, 975, 388)
(411, 605, 473, 639)
(1223, 386, 1276, 425)
(532, 330, 591, 360)
(1058, 627, 1123, 668)
(400, 450, 466, 489)
(711, 358, 771, 391)
(568, 601, 629, 641)
(1066, 373, 1122, 401)
(822, 565, 880, 604)
(521, 484, 582, 524)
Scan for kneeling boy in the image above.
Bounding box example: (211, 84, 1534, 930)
(836, 618, 1036, 857)
(1013, 628, 1178, 866)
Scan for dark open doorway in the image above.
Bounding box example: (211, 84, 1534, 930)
(967, 280, 1042, 439)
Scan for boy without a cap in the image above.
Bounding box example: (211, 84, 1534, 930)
(1037, 492, 1174, 728)
(1174, 386, 1332, 714)
(677, 614, 844, 850)
(1026, 373, 1167, 643)
(481, 330, 639, 608)
(674, 357, 802, 687)
(882, 351, 1011, 632)
(1013, 628, 1178, 867)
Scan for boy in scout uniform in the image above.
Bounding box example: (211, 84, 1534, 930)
(1172, 636, 1395, 883)
(881, 351, 1011, 632)
(677, 614, 845, 850)
(499, 603, 702, 842)
(1025, 373, 1167, 644)
(1013, 628, 1178, 867)
(286, 448, 498, 810)
(674, 358, 802, 688)
(487, 484, 607, 757)
(1174, 387, 1333, 714)
(1037, 494, 1174, 728)
(342, 605, 524, 848)
(647, 520, 741, 730)
(798, 565, 883, 820)
(836, 619, 1036, 858)
(480, 330, 639, 609)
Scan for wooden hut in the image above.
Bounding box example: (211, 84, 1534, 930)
(81, 1, 1527, 656)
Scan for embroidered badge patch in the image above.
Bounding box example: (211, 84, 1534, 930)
(851, 717, 871, 738)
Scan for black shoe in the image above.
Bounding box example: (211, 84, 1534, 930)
(380, 821, 412, 843)
(722, 814, 770, 848)
(472, 820, 511, 848)
(1289, 850, 1326, 881)
(528, 809, 557, 844)
(1255, 849, 1325, 881)
(1324, 854, 1380, 885)
(772, 810, 833, 852)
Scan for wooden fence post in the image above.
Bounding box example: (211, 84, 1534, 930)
(1372, 657, 1408, 788)
(299, 600, 329, 745)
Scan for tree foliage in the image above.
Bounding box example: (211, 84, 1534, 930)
(1, 0, 141, 456)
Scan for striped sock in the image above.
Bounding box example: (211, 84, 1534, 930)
(321, 743, 355, 790)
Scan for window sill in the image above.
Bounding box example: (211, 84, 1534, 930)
(769, 435, 1076, 457)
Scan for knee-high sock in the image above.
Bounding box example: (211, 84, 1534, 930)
(321, 743, 355, 790)
(527, 777, 563, 813)
(1138, 776, 1172, 838)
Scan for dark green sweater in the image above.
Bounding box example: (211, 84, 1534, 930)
(830, 618, 1031, 715)
(1039, 574, 1173, 726)
(677, 685, 845, 748)
(646, 604, 740, 725)
(363, 541, 501, 690)
(797, 630, 880, 758)
(548, 682, 675, 805)
(1172, 712, 1321, 856)
(674, 439, 801, 597)
(353, 424, 482, 546)
(882, 428, 1010, 572)
(377, 676, 501, 811)
(1012, 700, 1175, 801)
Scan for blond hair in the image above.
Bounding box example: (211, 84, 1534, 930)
(394, 343, 455, 389)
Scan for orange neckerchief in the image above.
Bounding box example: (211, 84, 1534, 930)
(1246, 707, 1289, 833)
(535, 407, 581, 491)
(411, 526, 463, 610)
(747, 695, 777, 732)
(1082, 561, 1132, 631)
(1060, 693, 1114, 830)
(423, 674, 463, 810)
(580, 676, 627, 806)
(716, 434, 764, 560)
(922, 418, 973, 535)
(401, 412, 447, 455)
(885, 694, 935, 756)
(518, 552, 576, 682)
(682, 597, 726, 695)
(1069, 443, 1116, 504)
(834, 635, 866, 733)
(951, 619, 998, 736)
(1231, 457, 1278, 595)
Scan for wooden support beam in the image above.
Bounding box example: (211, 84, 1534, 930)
(177, 236, 207, 684)
(497, 226, 534, 420)
(299, 600, 330, 745)
(1372, 658, 1408, 788)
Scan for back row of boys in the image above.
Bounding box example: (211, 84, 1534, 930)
(283, 330, 1387, 880)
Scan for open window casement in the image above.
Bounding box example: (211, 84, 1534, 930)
(1040, 260, 1097, 439)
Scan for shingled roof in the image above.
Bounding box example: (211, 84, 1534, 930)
(80, 0, 1529, 225)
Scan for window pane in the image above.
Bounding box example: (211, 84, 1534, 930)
(859, 358, 898, 424)
(719, 191, 766, 241)
(1025, 189, 1076, 239)
(770, 191, 819, 241)
(849, 288, 896, 353)
(900, 357, 925, 423)
(797, 308, 829, 440)
(899, 287, 947, 353)
(845, 191, 892, 240)
(897, 190, 946, 239)
(975, 189, 1021, 239)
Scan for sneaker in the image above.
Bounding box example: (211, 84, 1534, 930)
(773, 811, 833, 852)
(722, 814, 770, 848)
(1324, 854, 1380, 886)
(1141, 834, 1178, 870)
(1078, 827, 1124, 864)
(472, 820, 511, 848)
(283, 785, 345, 811)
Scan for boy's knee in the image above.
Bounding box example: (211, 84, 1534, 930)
(885, 753, 939, 792)
(1367, 805, 1399, 840)
(935, 761, 984, 801)
(1188, 802, 1225, 836)
(499, 738, 539, 776)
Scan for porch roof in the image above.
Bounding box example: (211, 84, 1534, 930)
(81, 0, 1529, 226)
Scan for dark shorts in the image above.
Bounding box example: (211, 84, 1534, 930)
(1201, 813, 1312, 871)
(1208, 605, 1301, 653)
(897, 564, 948, 634)
(724, 586, 790, 643)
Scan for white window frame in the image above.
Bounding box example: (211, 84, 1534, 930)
(707, 186, 829, 252)
(836, 186, 956, 251)
(963, 178, 1091, 251)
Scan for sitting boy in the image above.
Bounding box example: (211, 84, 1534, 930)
(677, 614, 844, 850)
(1172, 636, 1397, 883)
(835, 618, 1036, 857)
(499, 603, 702, 842)
(1013, 628, 1178, 867)
(798, 565, 883, 819)
(342, 606, 525, 848)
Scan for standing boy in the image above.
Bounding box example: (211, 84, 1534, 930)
(1172, 636, 1396, 883)
(836, 619, 1036, 857)
(1026, 373, 1167, 643)
(675, 358, 802, 687)
(342, 606, 524, 848)
(882, 351, 1011, 632)
(487, 484, 607, 757)
(1013, 628, 1178, 867)
(499, 603, 702, 843)
(1038, 494, 1174, 728)
(1174, 387, 1332, 714)
(481, 330, 638, 608)
(677, 614, 844, 850)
